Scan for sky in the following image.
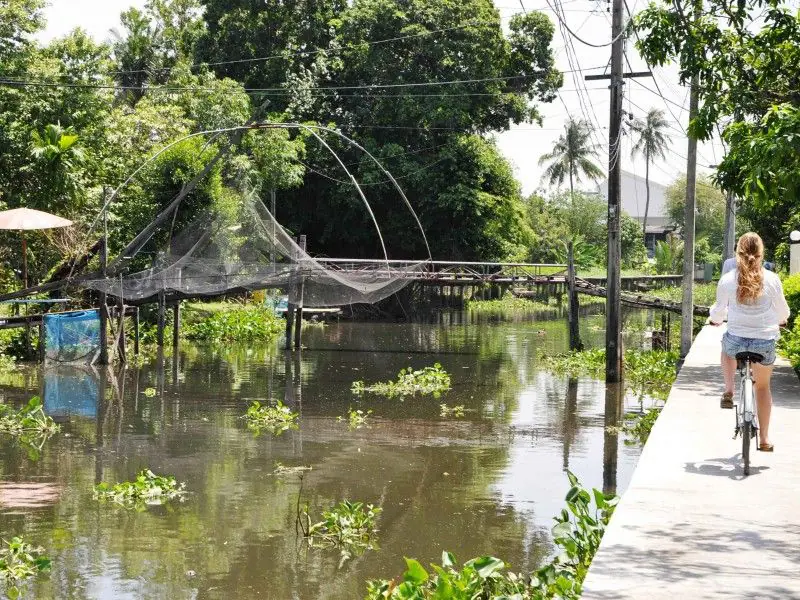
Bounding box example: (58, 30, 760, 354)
(38, 0, 724, 196)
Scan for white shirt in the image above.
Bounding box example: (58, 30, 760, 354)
(709, 269, 790, 339)
(722, 258, 736, 275)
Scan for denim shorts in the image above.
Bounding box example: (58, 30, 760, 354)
(722, 332, 776, 366)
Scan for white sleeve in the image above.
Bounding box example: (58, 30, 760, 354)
(709, 277, 730, 324)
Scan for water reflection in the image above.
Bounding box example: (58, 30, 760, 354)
(0, 316, 643, 599)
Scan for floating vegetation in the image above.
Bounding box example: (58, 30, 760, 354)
(0, 397, 59, 457)
(352, 364, 451, 398)
(0, 536, 51, 599)
(94, 469, 187, 508)
(366, 472, 617, 599)
(301, 500, 382, 567)
(338, 408, 372, 429)
(184, 305, 283, 343)
(272, 463, 312, 476)
(439, 404, 465, 418)
(539, 349, 678, 400)
(244, 400, 299, 436)
(143, 387, 157, 397)
(619, 407, 662, 446)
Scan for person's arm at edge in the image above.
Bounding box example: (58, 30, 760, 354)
(772, 275, 790, 326)
(708, 276, 730, 325)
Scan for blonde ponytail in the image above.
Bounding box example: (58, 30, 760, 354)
(735, 232, 764, 304)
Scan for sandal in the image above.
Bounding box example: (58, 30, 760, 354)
(720, 392, 734, 409)
(758, 443, 774, 452)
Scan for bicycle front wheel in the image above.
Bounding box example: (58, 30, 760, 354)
(742, 421, 752, 476)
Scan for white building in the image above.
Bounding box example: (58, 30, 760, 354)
(596, 171, 673, 254)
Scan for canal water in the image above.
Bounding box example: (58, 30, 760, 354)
(0, 311, 648, 599)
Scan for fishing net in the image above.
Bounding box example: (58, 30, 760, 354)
(82, 195, 425, 306)
(44, 310, 101, 363)
(43, 366, 98, 417)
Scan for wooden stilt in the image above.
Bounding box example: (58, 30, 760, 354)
(567, 241, 582, 351)
(284, 302, 294, 350)
(157, 290, 165, 347)
(294, 235, 306, 351)
(133, 307, 140, 355)
(38, 321, 45, 363)
(117, 293, 126, 363)
(172, 303, 180, 351)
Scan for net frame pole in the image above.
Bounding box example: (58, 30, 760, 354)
(172, 303, 180, 352)
(98, 195, 109, 365)
(117, 285, 126, 364)
(157, 290, 165, 347)
(294, 235, 306, 351)
(133, 307, 140, 355)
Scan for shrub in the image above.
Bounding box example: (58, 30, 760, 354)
(782, 273, 800, 326)
(184, 305, 283, 343)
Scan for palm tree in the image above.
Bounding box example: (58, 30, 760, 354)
(538, 118, 604, 197)
(30, 122, 85, 195)
(630, 108, 671, 240)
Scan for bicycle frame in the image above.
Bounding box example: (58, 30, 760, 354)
(736, 359, 759, 432)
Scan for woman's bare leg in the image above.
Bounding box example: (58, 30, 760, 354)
(752, 362, 774, 446)
(721, 351, 736, 395)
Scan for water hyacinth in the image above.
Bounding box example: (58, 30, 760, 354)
(244, 400, 299, 436)
(94, 469, 187, 508)
(352, 364, 451, 398)
(0, 536, 51, 599)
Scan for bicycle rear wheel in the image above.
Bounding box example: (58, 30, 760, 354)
(742, 421, 752, 476)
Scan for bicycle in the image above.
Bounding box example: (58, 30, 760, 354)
(733, 351, 762, 476)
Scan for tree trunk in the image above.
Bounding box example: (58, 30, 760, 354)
(642, 154, 651, 245)
(569, 167, 574, 200)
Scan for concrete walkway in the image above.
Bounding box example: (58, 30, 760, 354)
(583, 325, 800, 599)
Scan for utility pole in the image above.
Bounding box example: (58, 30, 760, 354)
(680, 0, 702, 359)
(584, 6, 652, 382)
(722, 189, 736, 261)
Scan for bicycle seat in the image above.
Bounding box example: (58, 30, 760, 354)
(735, 351, 764, 366)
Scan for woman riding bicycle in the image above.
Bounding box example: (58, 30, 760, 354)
(709, 232, 790, 452)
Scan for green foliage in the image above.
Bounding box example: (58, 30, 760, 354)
(244, 400, 299, 436)
(538, 118, 604, 195)
(0, 536, 51, 600)
(649, 283, 717, 307)
(184, 305, 284, 343)
(93, 469, 187, 509)
(365, 472, 617, 599)
(305, 500, 382, 566)
(338, 407, 372, 430)
(665, 175, 725, 253)
(542, 349, 679, 401)
(620, 407, 662, 446)
(781, 273, 800, 326)
(439, 404, 465, 418)
(653, 238, 682, 274)
(0, 397, 59, 457)
(352, 364, 451, 398)
(620, 212, 648, 268)
(633, 0, 800, 261)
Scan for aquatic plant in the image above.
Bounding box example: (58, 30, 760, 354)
(352, 364, 451, 398)
(244, 400, 299, 435)
(302, 500, 382, 567)
(184, 305, 283, 343)
(365, 472, 617, 599)
(620, 407, 662, 446)
(94, 469, 187, 508)
(540, 349, 678, 400)
(338, 408, 372, 429)
(0, 397, 59, 452)
(439, 404, 465, 418)
(0, 537, 51, 599)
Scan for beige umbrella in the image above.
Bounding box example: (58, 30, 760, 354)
(0, 207, 73, 289)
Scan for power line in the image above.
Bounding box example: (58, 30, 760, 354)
(541, 0, 626, 48)
(0, 66, 608, 93)
(108, 20, 500, 77)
